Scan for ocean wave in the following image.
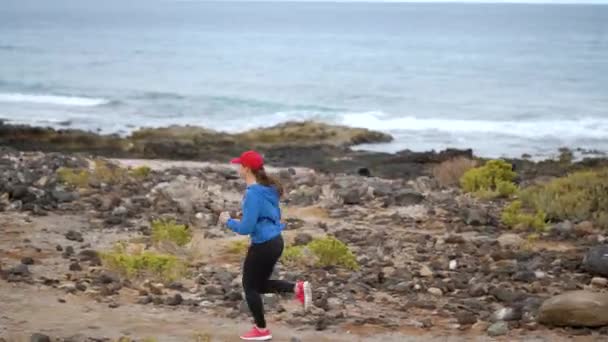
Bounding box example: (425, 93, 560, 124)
(135, 91, 186, 101)
(341, 111, 608, 140)
(0, 93, 109, 107)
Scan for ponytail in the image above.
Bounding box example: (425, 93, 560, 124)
(252, 168, 284, 197)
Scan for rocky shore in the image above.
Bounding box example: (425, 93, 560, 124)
(1, 123, 608, 341)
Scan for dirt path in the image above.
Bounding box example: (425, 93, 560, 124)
(0, 281, 590, 342)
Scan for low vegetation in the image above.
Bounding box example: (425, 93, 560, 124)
(460, 159, 517, 199)
(433, 157, 478, 188)
(151, 219, 192, 247)
(518, 168, 608, 230)
(101, 246, 187, 282)
(129, 165, 152, 179)
(57, 159, 143, 188)
(280, 245, 305, 266)
(281, 236, 358, 270)
(500, 167, 608, 231)
(56, 168, 90, 188)
(501, 200, 547, 231)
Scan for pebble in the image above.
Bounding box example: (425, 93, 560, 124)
(30, 334, 51, 342)
(21, 257, 34, 265)
(65, 230, 84, 242)
(420, 265, 433, 277)
(69, 262, 82, 271)
(456, 312, 477, 325)
(591, 277, 608, 287)
(428, 287, 443, 296)
(487, 321, 509, 336)
(165, 294, 183, 306)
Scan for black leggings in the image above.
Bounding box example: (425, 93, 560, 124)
(243, 234, 294, 328)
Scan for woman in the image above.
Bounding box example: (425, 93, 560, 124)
(219, 150, 312, 341)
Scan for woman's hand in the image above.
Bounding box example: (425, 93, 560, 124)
(218, 211, 232, 226)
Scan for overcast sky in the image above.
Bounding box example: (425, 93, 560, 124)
(290, 0, 608, 3)
(352, 0, 608, 3)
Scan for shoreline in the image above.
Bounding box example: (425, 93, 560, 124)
(2, 120, 607, 182)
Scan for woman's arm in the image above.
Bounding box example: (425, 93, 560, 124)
(226, 190, 261, 235)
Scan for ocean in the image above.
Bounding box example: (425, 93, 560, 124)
(1, 0, 607, 159)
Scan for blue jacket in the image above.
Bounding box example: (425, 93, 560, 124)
(226, 184, 285, 244)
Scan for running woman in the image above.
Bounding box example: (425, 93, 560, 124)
(219, 150, 312, 341)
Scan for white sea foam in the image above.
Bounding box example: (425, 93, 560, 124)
(0, 93, 109, 107)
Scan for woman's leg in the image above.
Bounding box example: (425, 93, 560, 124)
(242, 243, 269, 329)
(259, 235, 295, 294)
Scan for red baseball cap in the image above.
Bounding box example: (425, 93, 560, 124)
(231, 150, 264, 170)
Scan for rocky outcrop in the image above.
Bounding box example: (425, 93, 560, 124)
(583, 245, 608, 277)
(0, 121, 475, 180)
(538, 291, 608, 327)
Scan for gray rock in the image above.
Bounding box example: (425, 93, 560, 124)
(327, 297, 343, 311)
(78, 250, 101, 266)
(204, 285, 223, 296)
(10, 264, 30, 276)
(288, 186, 321, 206)
(491, 307, 522, 322)
(456, 311, 477, 325)
(513, 270, 536, 282)
(469, 283, 488, 297)
(497, 233, 525, 248)
(111, 205, 128, 216)
(491, 287, 523, 304)
(51, 189, 78, 203)
(392, 189, 424, 206)
(552, 220, 574, 235)
(464, 208, 488, 226)
(69, 262, 82, 271)
(294, 233, 313, 246)
(591, 277, 608, 288)
(428, 287, 443, 296)
(30, 333, 51, 342)
(94, 272, 119, 285)
(21, 257, 34, 265)
(583, 245, 608, 277)
(338, 188, 363, 205)
(538, 290, 608, 327)
(487, 321, 509, 336)
(65, 230, 84, 242)
(165, 294, 183, 306)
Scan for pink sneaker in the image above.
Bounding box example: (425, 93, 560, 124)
(295, 281, 312, 311)
(240, 326, 272, 341)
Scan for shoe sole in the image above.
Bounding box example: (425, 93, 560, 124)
(240, 336, 272, 341)
(303, 281, 312, 312)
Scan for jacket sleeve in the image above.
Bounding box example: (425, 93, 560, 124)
(226, 189, 260, 235)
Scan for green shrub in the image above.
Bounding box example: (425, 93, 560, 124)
(460, 159, 517, 199)
(93, 159, 127, 184)
(101, 250, 186, 282)
(518, 169, 608, 229)
(151, 219, 192, 247)
(308, 236, 359, 270)
(57, 167, 90, 188)
(57, 159, 130, 188)
(281, 245, 305, 266)
(130, 165, 152, 179)
(501, 200, 547, 231)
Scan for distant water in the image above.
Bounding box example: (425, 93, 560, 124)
(1, 0, 607, 159)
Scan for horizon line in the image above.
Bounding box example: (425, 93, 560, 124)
(170, 0, 608, 5)
(172, 0, 608, 4)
